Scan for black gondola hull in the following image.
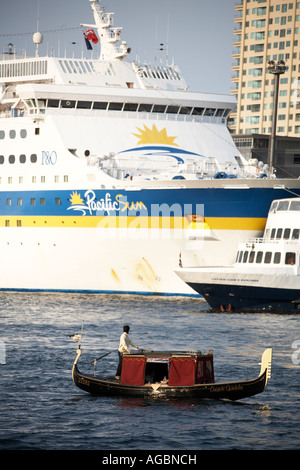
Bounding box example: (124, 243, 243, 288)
(72, 363, 268, 401)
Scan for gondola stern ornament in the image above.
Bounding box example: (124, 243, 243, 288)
(259, 348, 272, 385)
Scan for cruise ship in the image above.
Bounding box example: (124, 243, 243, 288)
(1, 0, 300, 296)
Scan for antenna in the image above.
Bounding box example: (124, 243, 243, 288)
(33, 0, 43, 57)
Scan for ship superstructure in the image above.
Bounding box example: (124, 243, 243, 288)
(0, 0, 300, 296)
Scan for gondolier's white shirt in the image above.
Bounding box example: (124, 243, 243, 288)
(118, 332, 138, 353)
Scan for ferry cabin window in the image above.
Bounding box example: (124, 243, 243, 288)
(270, 228, 276, 239)
(124, 103, 138, 112)
(256, 251, 263, 263)
(276, 228, 283, 239)
(0, 156, 4, 164)
(264, 251, 272, 263)
(108, 102, 123, 111)
(290, 200, 300, 211)
(20, 154, 26, 163)
(283, 228, 291, 239)
(292, 229, 300, 239)
(285, 252, 295, 265)
(93, 102, 108, 110)
(48, 99, 60, 108)
(61, 100, 76, 108)
(249, 251, 255, 263)
(77, 101, 92, 109)
(243, 251, 248, 262)
(138, 104, 152, 112)
(277, 200, 289, 211)
(152, 104, 166, 113)
(192, 107, 204, 116)
(274, 252, 281, 264)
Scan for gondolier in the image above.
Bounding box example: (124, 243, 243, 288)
(115, 325, 140, 379)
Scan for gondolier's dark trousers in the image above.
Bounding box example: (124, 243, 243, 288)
(116, 351, 123, 377)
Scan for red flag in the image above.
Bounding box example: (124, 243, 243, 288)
(86, 29, 98, 44)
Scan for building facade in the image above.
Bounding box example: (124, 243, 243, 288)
(230, 0, 300, 137)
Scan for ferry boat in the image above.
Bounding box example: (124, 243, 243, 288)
(1, 0, 300, 296)
(72, 342, 272, 401)
(176, 198, 300, 312)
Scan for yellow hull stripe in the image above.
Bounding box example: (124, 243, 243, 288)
(0, 216, 267, 231)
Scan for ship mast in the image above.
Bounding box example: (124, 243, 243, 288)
(81, 0, 130, 61)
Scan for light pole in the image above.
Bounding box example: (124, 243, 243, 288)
(267, 60, 286, 172)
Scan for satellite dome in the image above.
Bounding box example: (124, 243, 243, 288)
(33, 32, 43, 44)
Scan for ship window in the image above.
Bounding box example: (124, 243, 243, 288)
(138, 104, 152, 112)
(179, 106, 193, 115)
(31, 198, 36, 206)
(40, 198, 45, 206)
(290, 200, 300, 211)
(108, 102, 123, 111)
(64, 175, 68, 182)
(264, 251, 272, 263)
(249, 251, 255, 263)
(0, 155, 4, 164)
(204, 108, 216, 116)
(124, 103, 138, 112)
(166, 105, 179, 114)
(41, 176, 45, 183)
(0, 131, 5, 139)
(276, 228, 283, 239)
(9, 130, 16, 139)
(35, 128, 40, 135)
(32, 176, 36, 183)
(152, 104, 166, 113)
(6, 198, 11, 206)
(283, 228, 291, 239)
(48, 99, 60, 108)
(5, 220, 10, 227)
(55, 198, 61, 205)
(77, 101, 92, 109)
(17, 220, 22, 227)
(20, 129, 27, 138)
(274, 252, 281, 264)
(292, 228, 300, 239)
(256, 251, 263, 263)
(192, 107, 204, 116)
(93, 102, 107, 110)
(216, 109, 225, 117)
(61, 100, 76, 108)
(19, 154, 26, 163)
(270, 228, 276, 239)
(8, 155, 15, 164)
(269, 201, 278, 212)
(17, 198, 22, 206)
(237, 251, 243, 263)
(277, 200, 289, 211)
(243, 251, 248, 262)
(8, 177, 12, 184)
(30, 154, 37, 163)
(285, 252, 295, 265)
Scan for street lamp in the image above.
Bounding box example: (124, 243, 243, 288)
(267, 60, 286, 172)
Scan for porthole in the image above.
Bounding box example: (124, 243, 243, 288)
(20, 129, 27, 138)
(9, 130, 16, 139)
(0, 131, 5, 139)
(30, 154, 37, 163)
(8, 155, 15, 164)
(19, 154, 26, 163)
(0, 155, 4, 164)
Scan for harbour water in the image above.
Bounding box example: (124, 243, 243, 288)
(0, 292, 299, 451)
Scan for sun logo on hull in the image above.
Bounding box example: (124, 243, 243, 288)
(69, 191, 84, 206)
(132, 124, 179, 147)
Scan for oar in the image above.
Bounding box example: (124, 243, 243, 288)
(91, 350, 113, 364)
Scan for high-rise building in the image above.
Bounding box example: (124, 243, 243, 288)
(230, 0, 300, 137)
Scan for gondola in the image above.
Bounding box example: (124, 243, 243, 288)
(72, 345, 272, 401)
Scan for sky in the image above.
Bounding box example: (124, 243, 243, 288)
(0, 0, 237, 94)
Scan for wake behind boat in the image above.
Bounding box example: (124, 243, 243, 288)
(1, 0, 300, 296)
(176, 198, 300, 312)
(72, 344, 272, 401)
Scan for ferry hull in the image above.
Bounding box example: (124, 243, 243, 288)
(2, 182, 300, 296)
(187, 282, 300, 312)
